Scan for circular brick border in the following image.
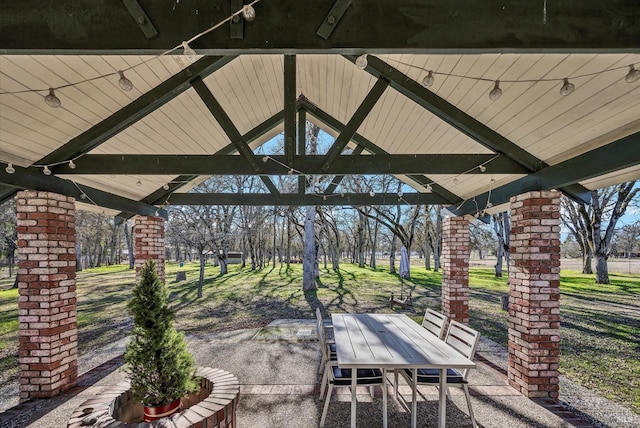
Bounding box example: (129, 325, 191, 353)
(67, 367, 239, 427)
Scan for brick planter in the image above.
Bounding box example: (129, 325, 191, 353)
(67, 368, 239, 428)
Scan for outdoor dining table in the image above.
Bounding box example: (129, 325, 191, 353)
(331, 313, 476, 428)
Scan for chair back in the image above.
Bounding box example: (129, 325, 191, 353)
(444, 320, 480, 378)
(421, 309, 447, 339)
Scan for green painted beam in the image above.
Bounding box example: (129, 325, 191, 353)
(352, 54, 592, 205)
(298, 109, 306, 193)
(301, 100, 461, 204)
(168, 192, 449, 206)
(324, 145, 365, 195)
(2, 1, 639, 54)
(60, 154, 525, 175)
(284, 55, 297, 166)
(449, 131, 640, 215)
(0, 165, 166, 219)
(321, 78, 389, 171)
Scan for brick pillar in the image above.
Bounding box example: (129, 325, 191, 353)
(16, 191, 77, 400)
(134, 216, 165, 283)
(508, 190, 561, 400)
(442, 216, 470, 325)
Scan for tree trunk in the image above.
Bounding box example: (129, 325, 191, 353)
(424, 242, 432, 270)
(389, 235, 397, 274)
(595, 253, 609, 284)
(582, 252, 593, 274)
(198, 252, 205, 298)
(76, 242, 83, 272)
(303, 205, 317, 291)
(125, 223, 135, 269)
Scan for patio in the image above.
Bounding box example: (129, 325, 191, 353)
(1, 319, 638, 428)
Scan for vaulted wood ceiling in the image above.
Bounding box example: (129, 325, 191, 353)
(1, 0, 639, 219)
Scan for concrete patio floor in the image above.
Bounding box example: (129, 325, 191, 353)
(1, 320, 638, 428)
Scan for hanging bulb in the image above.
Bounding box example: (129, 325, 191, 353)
(242, 4, 256, 21)
(355, 54, 368, 70)
(68, 160, 76, 169)
(489, 80, 502, 101)
(118, 71, 133, 91)
(44, 88, 61, 108)
(5, 163, 15, 174)
(181, 41, 197, 63)
(136, 179, 142, 186)
(42, 165, 52, 175)
(340, 191, 345, 197)
(162, 183, 170, 190)
(486, 202, 494, 208)
(80, 193, 87, 200)
(422, 71, 435, 88)
(452, 177, 459, 184)
(369, 190, 375, 197)
(560, 78, 575, 96)
(625, 65, 640, 83)
(262, 156, 269, 163)
(479, 165, 486, 173)
(425, 184, 433, 193)
(397, 191, 403, 198)
(288, 168, 294, 175)
(323, 196, 327, 201)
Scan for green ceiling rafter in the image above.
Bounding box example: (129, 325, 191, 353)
(324, 145, 365, 195)
(298, 109, 307, 194)
(321, 77, 389, 171)
(284, 55, 297, 166)
(449, 131, 640, 216)
(168, 192, 449, 207)
(57, 154, 526, 175)
(190, 76, 282, 201)
(2, 1, 639, 54)
(0, 165, 166, 219)
(299, 99, 461, 204)
(348, 54, 593, 205)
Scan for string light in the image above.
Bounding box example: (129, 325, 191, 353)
(44, 88, 61, 108)
(162, 183, 170, 190)
(422, 70, 435, 88)
(5, 163, 15, 174)
(397, 191, 403, 197)
(369, 190, 375, 197)
(262, 156, 269, 162)
(42, 165, 52, 175)
(181, 41, 197, 63)
(118, 71, 133, 91)
(242, 4, 256, 21)
(625, 65, 640, 83)
(489, 80, 502, 101)
(68, 160, 76, 169)
(136, 179, 142, 186)
(452, 177, 459, 185)
(560, 78, 575, 96)
(355, 55, 368, 70)
(425, 184, 432, 193)
(479, 165, 486, 172)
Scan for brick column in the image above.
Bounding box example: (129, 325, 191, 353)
(134, 216, 165, 283)
(16, 191, 77, 400)
(442, 216, 470, 325)
(508, 190, 561, 399)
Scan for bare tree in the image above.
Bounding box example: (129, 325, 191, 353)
(492, 212, 510, 277)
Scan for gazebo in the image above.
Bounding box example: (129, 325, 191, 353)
(1, 0, 639, 410)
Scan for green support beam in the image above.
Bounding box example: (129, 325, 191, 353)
(351, 54, 592, 205)
(298, 109, 307, 193)
(2, 1, 639, 54)
(168, 192, 449, 206)
(0, 165, 166, 219)
(284, 55, 297, 166)
(324, 145, 365, 195)
(321, 78, 389, 171)
(58, 154, 525, 175)
(449, 131, 640, 215)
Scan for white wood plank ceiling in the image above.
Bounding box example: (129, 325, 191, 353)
(1, 53, 639, 209)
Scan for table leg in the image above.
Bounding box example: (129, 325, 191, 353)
(382, 368, 387, 428)
(438, 368, 446, 428)
(411, 368, 417, 428)
(351, 370, 357, 428)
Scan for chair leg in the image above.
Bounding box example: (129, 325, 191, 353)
(462, 384, 477, 428)
(369, 385, 375, 398)
(320, 366, 329, 400)
(320, 384, 334, 428)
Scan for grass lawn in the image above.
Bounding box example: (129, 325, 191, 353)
(0, 261, 638, 413)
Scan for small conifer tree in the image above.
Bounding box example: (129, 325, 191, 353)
(125, 259, 198, 406)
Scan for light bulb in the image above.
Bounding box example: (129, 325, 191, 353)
(42, 165, 52, 175)
(369, 191, 375, 197)
(136, 179, 142, 186)
(118, 71, 133, 91)
(181, 41, 197, 63)
(425, 184, 433, 193)
(68, 160, 76, 169)
(323, 196, 327, 201)
(262, 156, 269, 163)
(422, 71, 435, 88)
(625, 65, 640, 83)
(5, 163, 15, 174)
(355, 55, 368, 70)
(560, 78, 575, 96)
(80, 193, 87, 200)
(453, 177, 459, 184)
(44, 88, 61, 108)
(479, 165, 486, 172)
(340, 191, 345, 197)
(288, 168, 293, 175)
(487, 202, 494, 208)
(163, 183, 170, 190)
(489, 80, 502, 101)
(242, 5, 256, 21)
(397, 191, 403, 197)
